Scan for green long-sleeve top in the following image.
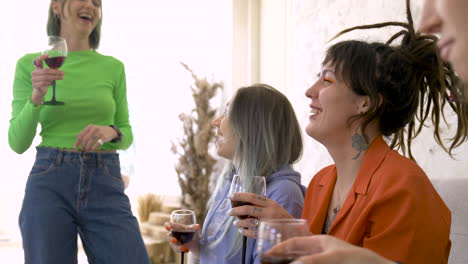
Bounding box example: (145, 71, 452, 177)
(8, 50, 133, 154)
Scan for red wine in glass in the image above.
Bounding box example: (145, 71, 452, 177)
(43, 36, 67, 106)
(170, 210, 196, 264)
(170, 231, 195, 245)
(45, 56, 66, 69)
(231, 201, 253, 219)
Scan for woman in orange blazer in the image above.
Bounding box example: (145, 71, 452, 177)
(228, 1, 468, 263)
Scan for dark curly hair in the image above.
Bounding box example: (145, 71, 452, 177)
(324, 0, 468, 160)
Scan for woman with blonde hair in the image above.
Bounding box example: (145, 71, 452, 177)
(9, 0, 149, 263)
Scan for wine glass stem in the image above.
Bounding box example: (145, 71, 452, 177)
(51, 80, 57, 102)
(181, 251, 184, 264)
(242, 236, 247, 264)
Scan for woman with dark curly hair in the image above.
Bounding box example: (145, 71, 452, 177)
(229, 0, 468, 263)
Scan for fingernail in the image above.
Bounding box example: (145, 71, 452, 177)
(290, 261, 303, 264)
(227, 209, 232, 215)
(233, 220, 238, 226)
(228, 193, 234, 199)
(165, 225, 170, 231)
(172, 238, 177, 244)
(237, 228, 243, 234)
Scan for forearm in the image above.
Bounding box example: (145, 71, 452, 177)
(111, 63, 133, 150)
(366, 249, 399, 264)
(8, 100, 41, 154)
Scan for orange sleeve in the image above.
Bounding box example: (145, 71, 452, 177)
(363, 167, 451, 264)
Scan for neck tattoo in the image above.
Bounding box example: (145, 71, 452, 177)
(351, 132, 369, 160)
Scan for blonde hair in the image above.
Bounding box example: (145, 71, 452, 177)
(46, 0, 103, 50)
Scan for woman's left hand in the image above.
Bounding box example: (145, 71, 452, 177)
(74, 124, 117, 152)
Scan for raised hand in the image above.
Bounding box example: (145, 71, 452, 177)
(164, 222, 201, 256)
(31, 55, 64, 105)
(228, 192, 294, 238)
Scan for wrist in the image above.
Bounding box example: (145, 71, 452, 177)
(31, 90, 45, 105)
(109, 125, 123, 143)
(30, 96, 43, 106)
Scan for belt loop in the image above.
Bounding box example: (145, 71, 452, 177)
(55, 149, 64, 166)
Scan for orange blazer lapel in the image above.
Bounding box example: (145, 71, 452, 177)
(308, 167, 337, 235)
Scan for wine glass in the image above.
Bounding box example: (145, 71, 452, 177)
(229, 175, 267, 213)
(257, 219, 310, 264)
(43, 36, 67, 105)
(170, 210, 197, 264)
(229, 174, 266, 264)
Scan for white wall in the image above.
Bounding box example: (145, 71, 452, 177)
(256, 2, 468, 261)
(257, 0, 468, 185)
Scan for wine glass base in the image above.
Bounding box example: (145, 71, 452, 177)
(43, 101, 65, 106)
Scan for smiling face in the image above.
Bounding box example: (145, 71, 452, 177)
(53, 0, 102, 40)
(305, 64, 369, 145)
(419, 0, 468, 83)
(211, 106, 236, 160)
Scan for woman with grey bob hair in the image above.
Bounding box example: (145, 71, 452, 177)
(166, 84, 306, 264)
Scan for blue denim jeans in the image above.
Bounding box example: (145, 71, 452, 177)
(19, 147, 150, 264)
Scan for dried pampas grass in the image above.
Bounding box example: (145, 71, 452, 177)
(171, 62, 222, 225)
(137, 193, 163, 222)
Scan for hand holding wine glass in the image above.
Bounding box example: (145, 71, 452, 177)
(265, 235, 395, 264)
(42, 36, 67, 105)
(229, 174, 266, 264)
(31, 54, 64, 106)
(257, 219, 310, 264)
(165, 220, 201, 256)
(229, 175, 267, 218)
(229, 192, 294, 238)
(170, 210, 197, 264)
